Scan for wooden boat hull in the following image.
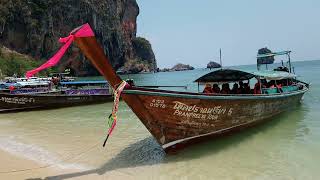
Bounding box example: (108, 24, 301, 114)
(122, 88, 307, 151)
(70, 33, 309, 152)
(0, 93, 113, 112)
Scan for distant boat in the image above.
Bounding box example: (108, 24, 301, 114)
(0, 76, 51, 93)
(69, 24, 309, 152)
(0, 80, 113, 112)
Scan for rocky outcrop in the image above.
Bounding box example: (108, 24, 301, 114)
(257, 47, 275, 65)
(0, 0, 157, 76)
(159, 63, 194, 72)
(119, 37, 157, 74)
(132, 37, 157, 71)
(207, 61, 221, 69)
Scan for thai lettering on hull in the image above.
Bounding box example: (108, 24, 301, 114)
(1, 97, 35, 104)
(172, 101, 233, 120)
(148, 99, 233, 120)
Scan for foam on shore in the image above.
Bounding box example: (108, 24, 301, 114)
(0, 136, 90, 171)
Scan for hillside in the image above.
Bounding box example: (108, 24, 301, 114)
(0, 46, 51, 78)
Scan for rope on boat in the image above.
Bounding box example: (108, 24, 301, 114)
(103, 80, 127, 147)
(0, 139, 102, 174)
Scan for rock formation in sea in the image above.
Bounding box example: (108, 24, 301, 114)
(120, 37, 157, 74)
(0, 0, 157, 76)
(206, 61, 221, 69)
(257, 47, 275, 65)
(159, 63, 194, 72)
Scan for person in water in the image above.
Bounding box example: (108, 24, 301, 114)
(203, 83, 213, 94)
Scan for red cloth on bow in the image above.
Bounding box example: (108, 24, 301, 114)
(26, 23, 94, 78)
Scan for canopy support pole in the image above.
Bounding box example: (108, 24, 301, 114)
(219, 48, 222, 69)
(288, 52, 292, 73)
(198, 82, 200, 93)
(259, 78, 262, 94)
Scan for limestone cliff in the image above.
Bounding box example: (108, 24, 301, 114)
(120, 37, 157, 74)
(0, 0, 157, 76)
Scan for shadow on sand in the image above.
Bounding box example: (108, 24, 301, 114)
(27, 105, 306, 180)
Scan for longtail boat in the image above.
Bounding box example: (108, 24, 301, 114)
(26, 24, 310, 152)
(0, 80, 113, 112)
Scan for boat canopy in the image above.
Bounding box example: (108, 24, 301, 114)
(194, 69, 255, 83)
(194, 69, 296, 83)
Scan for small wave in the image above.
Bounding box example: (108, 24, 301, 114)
(0, 136, 91, 170)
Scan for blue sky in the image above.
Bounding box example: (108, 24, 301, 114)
(136, 0, 320, 68)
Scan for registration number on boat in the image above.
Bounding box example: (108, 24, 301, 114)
(150, 99, 166, 108)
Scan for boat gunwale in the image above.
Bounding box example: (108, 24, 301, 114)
(123, 86, 308, 100)
(0, 93, 112, 97)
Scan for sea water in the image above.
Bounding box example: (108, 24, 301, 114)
(0, 60, 319, 179)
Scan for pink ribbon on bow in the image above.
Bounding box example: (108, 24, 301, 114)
(26, 23, 95, 78)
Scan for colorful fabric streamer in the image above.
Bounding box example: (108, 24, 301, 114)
(103, 81, 127, 147)
(25, 23, 94, 78)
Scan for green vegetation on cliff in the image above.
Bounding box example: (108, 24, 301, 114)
(132, 37, 157, 70)
(0, 47, 52, 78)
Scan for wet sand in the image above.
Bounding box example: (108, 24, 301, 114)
(0, 149, 56, 179)
(0, 149, 156, 180)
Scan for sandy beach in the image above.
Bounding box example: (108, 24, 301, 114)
(0, 148, 157, 180)
(0, 149, 57, 179)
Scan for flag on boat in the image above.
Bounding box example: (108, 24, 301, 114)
(25, 23, 94, 78)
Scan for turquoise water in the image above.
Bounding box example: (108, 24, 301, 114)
(0, 60, 319, 179)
